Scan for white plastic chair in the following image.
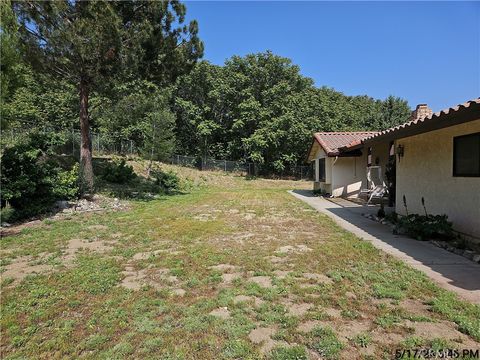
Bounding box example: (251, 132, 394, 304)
(360, 166, 388, 204)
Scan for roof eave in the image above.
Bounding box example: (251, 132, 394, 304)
(362, 99, 480, 145)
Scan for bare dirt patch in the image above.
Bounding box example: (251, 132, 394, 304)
(209, 264, 237, 272)
(273, 270, 290, 279)
(1, 255, 54, 285)
(345, 291, 357, 300)
(297, 320, 329, 333)
(370, 328, 404, 345)
(242, 213, 256, 221)
(264, 255, 288, 264)
(405, 320, 479, 347)
(221, 272, 242, 285)
(120, 266, 177, 291)
(132, 249, 170, 261)
(209, 307, 231, 319)
(248, 326, 286, 354)
(211, 232, 256, 245)
(193, 213, 217, 222)
(336, 320, 372, 342)
(276, 244, 312, 254)
(284, 302, 314, 317)
(120, 267, 148, 290)
(62, 238, 114, 266)
(233, 295, 264, 307)
(171, 288, 186, 297)
(87, 224, 109, 231)
(399, 299, 431, 317)
(249, 276, 273, 288)
(0, 220, 43, 238)
(303, 273, 333, 285)
(324, 308, 342, 319)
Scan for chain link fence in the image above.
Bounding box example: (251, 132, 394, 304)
(1, 122, 139, 157)
(2, 123, 313, 180)
(170, 154, 313, 180)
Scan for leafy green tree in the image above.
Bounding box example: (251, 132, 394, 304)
(13, 0, 203, 192)
(174, 52, 410, 174)
(377, 95, 411, 129)
(0, 0, 22, 129)
(2, 66, 77, 130)
(93, 81, 175, 162)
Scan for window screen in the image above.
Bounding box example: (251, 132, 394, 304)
(453, 132, 480, 177)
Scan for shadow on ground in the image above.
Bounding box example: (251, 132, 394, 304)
(290, 189, 480, 303)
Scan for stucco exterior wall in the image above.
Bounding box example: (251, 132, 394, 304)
(330, 157, 364, 197)
(311, 141, 392, 197)
(312, 148, 332, 193)
(330, 142, 391, 197)
(395, 120, 480, 239)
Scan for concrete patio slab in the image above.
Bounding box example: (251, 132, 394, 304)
(289, 190, 480, 304)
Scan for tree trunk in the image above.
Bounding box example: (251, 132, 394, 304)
(79, 78, 94, 194)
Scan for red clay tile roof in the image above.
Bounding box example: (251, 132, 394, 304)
(307, 98, 479, 160)
(313, 132, 379, 156)
(360, 98, 480, 144)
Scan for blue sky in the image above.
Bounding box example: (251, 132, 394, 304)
(185, 1, 479, 112)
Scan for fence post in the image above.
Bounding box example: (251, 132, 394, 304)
(224, 160, 227, 172)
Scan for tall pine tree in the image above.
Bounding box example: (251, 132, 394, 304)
(13, 0, 203, 192)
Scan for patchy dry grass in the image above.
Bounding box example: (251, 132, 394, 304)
(1, 164, 479, 359)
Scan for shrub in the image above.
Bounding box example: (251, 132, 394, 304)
(377, 203, 386, 218)
(1, 132, 79, 220)
(313, 188, 328, 196)
(152, 169, 180, 193)
(101, 158, 136, 184)
(53, 163, 80, 200)
(395, 214, 454, 241)
(385, 211, 398, 224)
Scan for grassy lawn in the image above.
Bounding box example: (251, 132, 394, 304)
(1, 164, 479, 359)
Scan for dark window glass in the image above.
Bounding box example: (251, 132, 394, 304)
(319, 158, 326, 181)
(453, 132, 480, 177)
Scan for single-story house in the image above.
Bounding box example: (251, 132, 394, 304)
(306, 98, 480, 241)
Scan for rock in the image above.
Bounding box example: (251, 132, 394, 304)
(437, 241, 448, 248)
(463, 250, 474, 260)
(55, 200, 70, 209)
(472, 254, 480, 263)
(1, 223, 11, 227)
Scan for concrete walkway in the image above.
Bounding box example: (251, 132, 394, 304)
(289, 190, 480, 304)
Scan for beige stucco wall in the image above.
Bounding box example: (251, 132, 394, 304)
(311, 141, 392, 197)
(313, 148, 332, 193)
(330, 142, 391, 197)
(330, 157, 364, 197)
(395, 120, 480, 239)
